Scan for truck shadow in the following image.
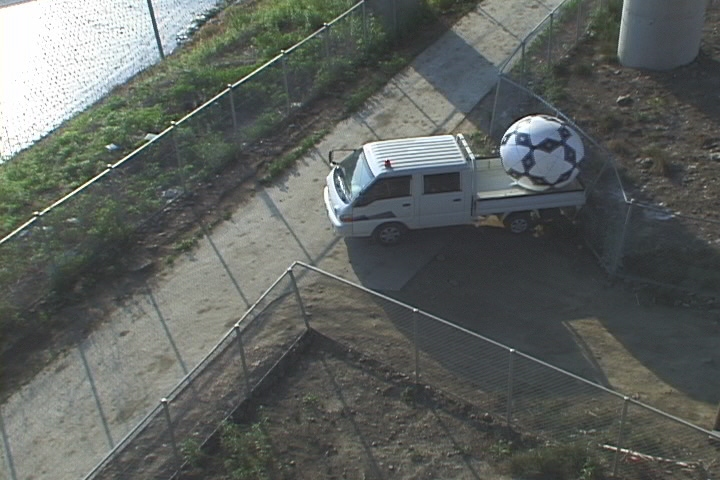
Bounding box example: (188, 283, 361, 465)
(350, 223, 720, 425)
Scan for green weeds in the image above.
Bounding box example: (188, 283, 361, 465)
(509, 443, 606, 480)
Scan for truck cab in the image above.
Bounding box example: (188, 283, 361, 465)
(324, 134, 476, 244)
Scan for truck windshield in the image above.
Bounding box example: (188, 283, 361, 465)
(335, 150, 374, 203)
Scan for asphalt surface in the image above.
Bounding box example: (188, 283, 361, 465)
(0, 1, 566, 478)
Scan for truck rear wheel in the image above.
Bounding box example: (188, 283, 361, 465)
(503, 212, 533, 234)
(373, 222, 407, 246)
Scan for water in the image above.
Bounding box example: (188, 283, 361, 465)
(0, 0, 221, 158)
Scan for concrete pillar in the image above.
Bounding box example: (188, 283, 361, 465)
(618, 0, 707, 70)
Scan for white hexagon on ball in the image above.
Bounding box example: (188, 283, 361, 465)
(499, 114, 585, 191)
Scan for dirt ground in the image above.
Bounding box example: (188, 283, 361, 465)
(556, 5, 720, 221)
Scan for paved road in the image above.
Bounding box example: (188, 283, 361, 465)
(0, 1, 565, 478)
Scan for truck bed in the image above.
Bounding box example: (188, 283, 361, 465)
(472, 157, 585, 216)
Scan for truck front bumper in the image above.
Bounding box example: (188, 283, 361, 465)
(323, 186, 353, 237)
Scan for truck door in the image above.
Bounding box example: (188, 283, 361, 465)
(418, 172, 467, 227)
(351, 175, 414, 236)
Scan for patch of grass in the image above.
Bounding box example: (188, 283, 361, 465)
(632, 110, 655, 124)
(181, 437, 208, 468)
(302, 393, 321, 409)
(508, 443, 606, 480)
(488, 439, 514, 460)
(466, 131, 497, 156)
(261, 129, 329, 184)
(174, 237, 198, 254)
(220, 419, 275, 480)
(588, 0, 622, 58)
(538, 71, 568, 104)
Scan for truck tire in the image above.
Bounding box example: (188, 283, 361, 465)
(373, 222, 407, 246)
(503, 212, 533, 234)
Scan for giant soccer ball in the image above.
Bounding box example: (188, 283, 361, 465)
(499, 114, 585, 191)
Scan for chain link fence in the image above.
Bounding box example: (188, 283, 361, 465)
(71, 262, 720, 480)
(3, 0, 720, 478)
(483, 0, 720, 299)
(0, 0, 386, 357)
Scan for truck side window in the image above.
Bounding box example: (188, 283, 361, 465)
(356, 176, 411, 206)
(423, 172, 461, 194)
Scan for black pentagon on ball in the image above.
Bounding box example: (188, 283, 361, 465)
(555, 169, 574, 185)
(564, 146, 577, 165)
(558, 125, 572, 140)
(520, 151, 536, 173)
(515, 132, 532, 147)
(535, 137, 562, 153)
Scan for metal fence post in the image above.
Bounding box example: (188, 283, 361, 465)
(392, 0, 399, 40)
(547, 12, 554, 67)
(171, 121, 186, 191)
(362, 1, 368, 52)
(711, 401, 720, 436)
(146, 285, 188, 376)
(146, 0, 165, 60)
(234, 324, 252, 396)
(32, 212, 50, 282)
(79, 343, 114, 450)
(323, 23, 331, 59)
(161, 398, 180, 462)
(506, 349, 515, 428)
(412, 308, 420, 385)
(288, 267, 310, 330)
(611, 397, 630, 477)
(0, 408, 17, 480)
(227, 85, 238, 133)
(611, 200, 634, 276)
(489, 77, 502, 138)
(576, 1, 583, 42)
(281, 51, 291, 116)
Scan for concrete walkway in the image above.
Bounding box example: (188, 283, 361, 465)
(0, 1, 564, 478)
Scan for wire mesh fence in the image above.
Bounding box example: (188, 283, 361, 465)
(0, 0, 388, 358)
(74, 262, 720, 480)
(3, 0, 720, 478)
(484, 0, 720, 295)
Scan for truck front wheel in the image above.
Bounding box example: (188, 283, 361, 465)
(503, 212, 533, 234)
(373, 222, 407, 246)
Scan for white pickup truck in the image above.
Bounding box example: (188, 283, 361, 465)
(323, 134, 586, 245)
